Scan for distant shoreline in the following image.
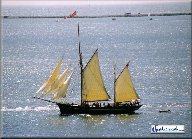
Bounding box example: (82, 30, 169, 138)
(2, 12, 192, 19)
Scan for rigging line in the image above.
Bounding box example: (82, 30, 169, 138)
(32, 96, 57, 104)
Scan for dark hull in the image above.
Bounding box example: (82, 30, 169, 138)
(57, 103, 142, 115)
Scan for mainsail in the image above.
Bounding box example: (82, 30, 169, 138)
(36, 59, 63, 94)
(51, 70, 74, 100)
(82, 49, 110, 102)
(42, 66, 69, 97)
(115, 63, 140, 103)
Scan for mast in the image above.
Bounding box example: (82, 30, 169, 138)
(78, 23, 83, 105)
(113, 63, 116, 106)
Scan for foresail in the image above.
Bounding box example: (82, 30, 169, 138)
(115, 64, 139, 103)
(42, 66, 69, 97)
(51, 70, 74, 100)
(82, 49, 110, 102)
(36, 58, 63, 94)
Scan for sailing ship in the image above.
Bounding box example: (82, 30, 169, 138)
(34, 23, 142, 115)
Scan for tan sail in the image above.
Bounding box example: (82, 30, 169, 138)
(115, 64, 140, 103)
(82, 49, 110, 102)
(51, 70, 74, 100)
(42, 66, 69, 97)
(36, 58, 63, 93)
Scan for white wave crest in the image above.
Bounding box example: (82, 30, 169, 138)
(1, 106, 59, 112)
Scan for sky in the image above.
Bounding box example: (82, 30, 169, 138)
(2, 0, 190, 6)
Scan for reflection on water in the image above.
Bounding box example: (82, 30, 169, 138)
(78, 113, 139, 124)
(115, 113, 139, 121)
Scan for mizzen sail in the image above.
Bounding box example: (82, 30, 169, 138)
(115, 63, 140, 103)
(82, 49, 110, 102)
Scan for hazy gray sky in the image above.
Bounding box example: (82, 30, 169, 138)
(2, 0, 190, 6)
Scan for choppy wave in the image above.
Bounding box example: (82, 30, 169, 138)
(141, 103, 191, 109)
(1, 106, 59, 112)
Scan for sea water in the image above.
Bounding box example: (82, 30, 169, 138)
(1, 1, 191, 138)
